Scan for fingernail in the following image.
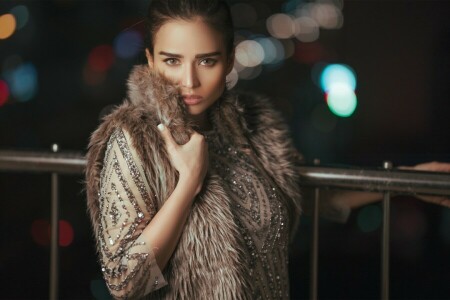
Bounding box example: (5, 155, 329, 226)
(157, 124, 164, 131)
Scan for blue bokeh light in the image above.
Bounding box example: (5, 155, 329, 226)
(255, 37, 284, 65)
(114, 30, 143, 59)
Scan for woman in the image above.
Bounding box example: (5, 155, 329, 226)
(85, 0, 450, 299)
(85, 0, 302, 298)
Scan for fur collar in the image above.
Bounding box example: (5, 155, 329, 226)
(85, 64, 302, 299)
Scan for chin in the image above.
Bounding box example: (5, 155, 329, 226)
(187, 106, 207, 115)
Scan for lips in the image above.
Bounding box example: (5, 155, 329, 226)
(182, 95, 202, 105)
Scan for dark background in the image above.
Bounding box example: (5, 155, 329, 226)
(0, 0, 449, 299)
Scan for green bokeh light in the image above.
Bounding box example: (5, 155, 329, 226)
(326, 84, 357, 117)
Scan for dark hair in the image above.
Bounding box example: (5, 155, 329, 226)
(145, 0, 234, 56)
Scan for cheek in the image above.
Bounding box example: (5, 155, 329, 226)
(200, 68, 226, 92)
(155, 63, 181, 83)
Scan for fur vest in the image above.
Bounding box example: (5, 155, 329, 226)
(85, 64, 303, 299)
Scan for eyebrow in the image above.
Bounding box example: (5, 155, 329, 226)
(159, 51, 222, 58)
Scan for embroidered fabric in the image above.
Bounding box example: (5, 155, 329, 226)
(204, 130, 291, 299)
(98, 125, 291, 299)
(98, 128, 167, 299)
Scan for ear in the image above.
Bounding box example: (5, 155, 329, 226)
(145, 48, 154, 69)
(226, 48, 235, 75)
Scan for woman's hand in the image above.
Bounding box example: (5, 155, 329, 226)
(157, 124, 209, 195)
(398, 161, 450, 173)
(398, 161, 450, 208)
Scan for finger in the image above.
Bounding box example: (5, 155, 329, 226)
(157, 124, 177, 149)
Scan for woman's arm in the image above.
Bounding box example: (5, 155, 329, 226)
(97, 125, 207, 299)
(303, 162, 450, 222)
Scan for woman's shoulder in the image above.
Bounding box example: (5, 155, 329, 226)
(234, 90, 274, 110)
(89, 101, 159, 148)
(85, 100, 160, 187)
(231, 90, 288, 132)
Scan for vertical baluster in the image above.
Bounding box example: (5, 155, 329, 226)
(310, 159, 320, 300)
(50, 144, 59, 300)
(381, 161, 392, 300)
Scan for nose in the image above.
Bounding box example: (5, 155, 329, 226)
(181, 63, 200, 89)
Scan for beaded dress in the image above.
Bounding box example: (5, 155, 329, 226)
(97, 125, 291, 299)
(203, 128, 291, 299)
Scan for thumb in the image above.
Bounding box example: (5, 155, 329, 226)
(157, 124, 177, 149)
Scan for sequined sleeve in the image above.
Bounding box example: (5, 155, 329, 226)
(97, 127, 167, 299)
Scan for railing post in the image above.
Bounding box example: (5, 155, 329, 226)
(50, 144, 59, 300)
(381, 161, 392, 300)
(310, 159, 320, 300)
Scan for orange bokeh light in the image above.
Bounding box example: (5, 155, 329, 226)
(0, 14, 17, 39)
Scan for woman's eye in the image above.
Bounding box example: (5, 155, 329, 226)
(163, 58, 179, 66)
(199, 58, 217, 66)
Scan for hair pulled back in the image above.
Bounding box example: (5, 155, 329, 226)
(145, 0, 234, 56)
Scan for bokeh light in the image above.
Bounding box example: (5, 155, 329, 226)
(294, 3, 315, 18)
(58, 220, 74, 247)
(326, 84, 357, 117)
(310, 3, 343, 29)
(114, 30, 142, 59)
(294, 16, 320, 42)
(31, 219, 74, 247)
(88, 45, 115, 72)
(10, 5, 29, 30)
(320, 64, 357, 92)
(5, 62, 39, 102)
(231, 3, 258, 28)
(235, 40, 264, 67)
(0, 80, 10, 106)
(0, 14, 17, 39)
(226, 68, 239, 89)
(255, 37, 284, 65)
(357, 205, 382, 233)
(282, 0, 301, 13)
(266, 13, 295, 39)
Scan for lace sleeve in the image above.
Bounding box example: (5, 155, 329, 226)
(97, 128, 167, 299)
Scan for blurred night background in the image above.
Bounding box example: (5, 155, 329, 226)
(1, 0, 450, 299)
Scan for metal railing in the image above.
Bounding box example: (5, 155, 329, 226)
(1, 148, 450, 300)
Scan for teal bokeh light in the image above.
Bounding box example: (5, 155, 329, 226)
(10, 5, 29, 30)
(5, 62, 38, 102)
(320, 64, 357, 92)
(357, 205, 382, 233)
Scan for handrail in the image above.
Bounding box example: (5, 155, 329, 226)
(0, 150, 86, 174)
(297, 165, 450, 196)
(1, 149, 449, 300)
(1, 150, 450, 196)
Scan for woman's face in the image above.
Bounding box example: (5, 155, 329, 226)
(146, 18, 234, 118)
